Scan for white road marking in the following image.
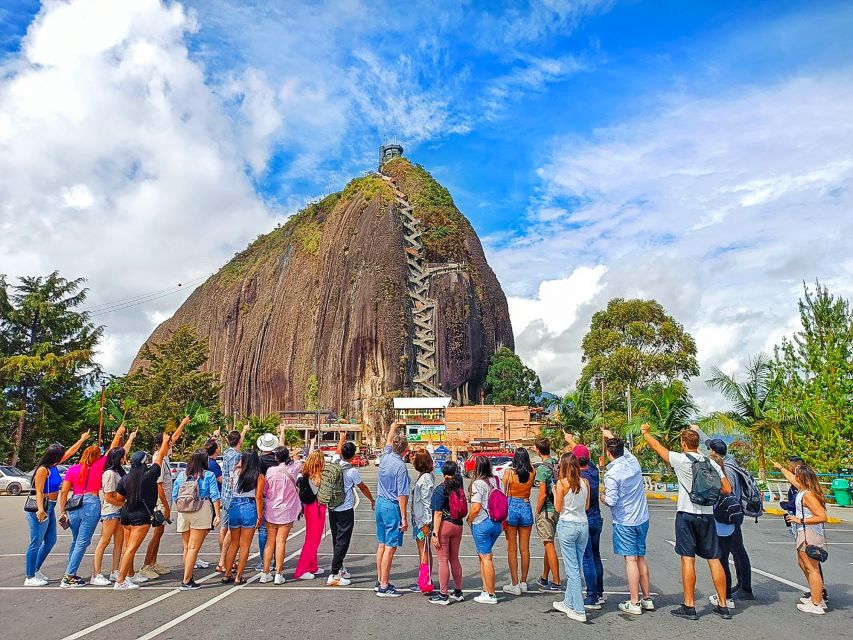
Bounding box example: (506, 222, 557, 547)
(664, 540, 808, 591)
(59, 526, 306, 640)
(766, 541, 853, 545)
(133, 527, 329, 640)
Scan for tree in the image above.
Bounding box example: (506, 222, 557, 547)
(0, 272, 102, 467)
(705, 354, 791, 480)
(626, 380, 697, 450)
(580, 298, 699, 408)
(484, 346, 541, 406)
(548, 381, 601, 443)
(773, 281, 852, 471)
(305, 373, 319, 411)
(123, 325, 223, 453)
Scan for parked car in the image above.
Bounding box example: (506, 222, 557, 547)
(349, 454, 368, 467)
(169, 461, 187, 479)
(373, 453, 383, 467)
(490, 456, 513, 478)
(0, 466, 33, 495)
(463, 451, 513, 477)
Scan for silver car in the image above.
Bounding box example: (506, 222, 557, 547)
(0, 466, 33, 496)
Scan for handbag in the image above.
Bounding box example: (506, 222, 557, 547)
(143, 498, 167, 527)
(64, 465, 90, 512)
(23, 470, 47, 513)
(800, 494, 828, 563)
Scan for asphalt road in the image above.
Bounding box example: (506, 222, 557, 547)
(0, 467, 850, 640)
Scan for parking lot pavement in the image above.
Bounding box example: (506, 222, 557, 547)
(0, 467, 850, 640)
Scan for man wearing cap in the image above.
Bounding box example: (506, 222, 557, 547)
(692, 425, 754, 601)
(565, 434, 604, 609)
(600, 428, 654, 615)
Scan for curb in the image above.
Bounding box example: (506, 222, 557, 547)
(645, 492, 846, 524)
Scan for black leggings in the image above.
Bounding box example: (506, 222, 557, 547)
(329, 508, 355, 574)
(718, 533, 734, 598)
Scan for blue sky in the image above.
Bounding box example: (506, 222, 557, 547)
(1, 0, 851, 408)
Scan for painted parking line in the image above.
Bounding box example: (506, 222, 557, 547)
(664, 540, 807, 591)
(766, 541, 853, 545)
(59, 526, 306, 640)
(132, 527, 329, 640)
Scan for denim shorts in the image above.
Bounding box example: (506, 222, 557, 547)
(613, 520, 650, 557)
(101, 512, 121, 522)
(506, 497, 534, 527)
(471, 519, 503, 555)
(375, 497, 403, 547)
(228, 497, 258, 529)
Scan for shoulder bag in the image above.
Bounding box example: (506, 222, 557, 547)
(800, 493, 828, 563)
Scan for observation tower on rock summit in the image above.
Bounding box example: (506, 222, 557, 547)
(377, 141, 462, 398)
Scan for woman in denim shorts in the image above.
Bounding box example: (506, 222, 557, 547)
(90, 438, 135, 586)
(501, 448, 535, 595)
(221, 452, 264, 585)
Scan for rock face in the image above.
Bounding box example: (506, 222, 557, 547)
(132, 158, 514, 436)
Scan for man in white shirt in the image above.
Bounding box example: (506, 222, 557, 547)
(642, 423, 732, 621)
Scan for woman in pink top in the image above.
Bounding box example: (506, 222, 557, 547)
(58, 426, 126, 588)
(259, 447, 302, 584)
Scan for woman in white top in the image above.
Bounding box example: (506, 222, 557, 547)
(553, 452, 590, 622)
(410, 450, 436, 593)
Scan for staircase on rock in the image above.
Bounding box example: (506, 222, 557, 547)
(379, 172, 462, 397)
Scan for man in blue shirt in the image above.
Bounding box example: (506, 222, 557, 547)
(375, 421, 410, 597)
(601, 428, 654, 615)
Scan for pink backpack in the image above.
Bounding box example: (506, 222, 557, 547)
(448, 487, 468, 520)
(485, 478, 508, 523)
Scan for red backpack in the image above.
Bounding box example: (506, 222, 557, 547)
(485, 478, 508, 523)
(447, 487, 468, 520)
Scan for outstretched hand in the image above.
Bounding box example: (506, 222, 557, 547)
(600, 427, 615, 440)
(80, 429, 92, 441)
(640, 423, 651, 435)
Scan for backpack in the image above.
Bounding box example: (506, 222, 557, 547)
(297, 475, 317, 505)
(538, 459, 556, 513)
(713, 492, 744, 526)
(484, 479, 508, 523)
(682, 454, 721, 506)
(175, 474, 203, 513)
(447, 487, 468, 521)
(317, 462, 346, 509)
(725, 461, 764, 521)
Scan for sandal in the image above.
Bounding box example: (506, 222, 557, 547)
(220, 576, 234, 584)
(215, 565, 226, 573)
(234, 577, 245, 585)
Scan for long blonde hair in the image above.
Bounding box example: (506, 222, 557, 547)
(302, 451, 324, 482)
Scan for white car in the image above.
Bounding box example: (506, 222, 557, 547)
(0, 466, 33, 496)
(490, 456, 513, 478)
(169, 462, 187, 479)
(373, 454, 383, 467)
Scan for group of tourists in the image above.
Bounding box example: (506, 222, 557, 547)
(22, 415, 831, 620)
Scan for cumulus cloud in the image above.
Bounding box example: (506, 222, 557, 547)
(0, 0, 277, 373)
(493, 74, 853, 410)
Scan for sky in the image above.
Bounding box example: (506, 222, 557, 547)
(1, 0, 851, 411)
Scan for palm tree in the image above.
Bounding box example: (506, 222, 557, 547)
(548, 381, 601, 443)
(705, 354, 790, 481)
(625, 380, 698, 450)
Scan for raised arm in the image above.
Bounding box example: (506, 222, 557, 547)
(239, 423, 250, 449)
(336, 429, 346, 456)
(170, 415, 190, 446)
(386, 420, 401, 448)
(61, 429, 91, 463)
(108, 423, 126, 451)
(641, 423, 670, 464)
(124, 428, 138, 453)
(771, 460, 802, 489)
(153, 432, 171, 466)
(278, 423, 286, 447)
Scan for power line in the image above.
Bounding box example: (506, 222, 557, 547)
(85, 276, 206, 318)
(85, 276, 206, 312)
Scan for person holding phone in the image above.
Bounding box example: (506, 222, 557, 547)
(23, 430, 90, 586)
(410, 449, 435, 593)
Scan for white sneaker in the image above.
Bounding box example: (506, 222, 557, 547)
(314, 568, 324, 576)
(274, 573, 285, 585)
(138, 566, 159, 580)
(799, 597, 827, 610)
(113, 579, 139, 590)
(297, 572, 315, 580)
(618, 600, 643, 615)
(258, 572, 273, 584)
(35, 571, 49, 582)
(24, 577, 48, 587)
(640, 597, 655, 611)
(553, 600, 572, 615)
(129, 574, 149, 584)
(90, 574, 111, 586)
(567, 610, 587, 622)
(502, 583, 522, 596)
(519, 581, 528, 593)
(339, 567, 351, 579)
(709, 593, 735, 609)
(473, 592, 498, 604)
(327, 574, 351, 586)
(194, 559, 210, 569)
(797, 601, 826, 615)
(109, 570, 119, 582)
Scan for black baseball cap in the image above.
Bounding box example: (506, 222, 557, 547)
(705, 438, 728, 456)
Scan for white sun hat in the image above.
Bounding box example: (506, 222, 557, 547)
(256, 433, 278, 452)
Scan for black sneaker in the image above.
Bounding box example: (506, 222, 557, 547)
(180, 580, 201, 591)
(429, 593, 450, 605)
(712, 605, 732, 619)
(376, 585, 402, 598)
(670, 604, 699, 620)
(732, 584, 755, 600)
(449, 589, 464, 602)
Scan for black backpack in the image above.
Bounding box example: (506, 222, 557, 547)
(725, 461, 764, 521)
(713, 493, 744, 526)
(296, 475, 317, 505)
(682, 453, 722, 506)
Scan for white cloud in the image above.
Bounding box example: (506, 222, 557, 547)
(0, 0, 277, 374)
(492, 73, 853, 410)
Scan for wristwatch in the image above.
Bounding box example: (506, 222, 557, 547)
(431, 531, 438, 537)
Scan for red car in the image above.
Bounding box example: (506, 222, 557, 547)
(464, 451, 513, 477)
(349, 454, 368, 467)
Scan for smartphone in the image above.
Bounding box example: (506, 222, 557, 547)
(58, 514, 70, 530)
(416, 528, 426, 541)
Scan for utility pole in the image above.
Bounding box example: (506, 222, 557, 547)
(97, 381, 107, 450)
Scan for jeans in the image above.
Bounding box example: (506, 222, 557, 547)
(329, 508, 355, 573)
(227, 497, 258, 528)
(471, 519, 503, 555)
(65, 494, 101, 576)
(557, 519, 589, 614)
(506, 497, 534, 527)
(730, 523, 752, 592)
(25, 501, 57, 577)
(582, 513, 604, 599)
(258, 519, 267, 558)
(375, 497, 403, 547)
